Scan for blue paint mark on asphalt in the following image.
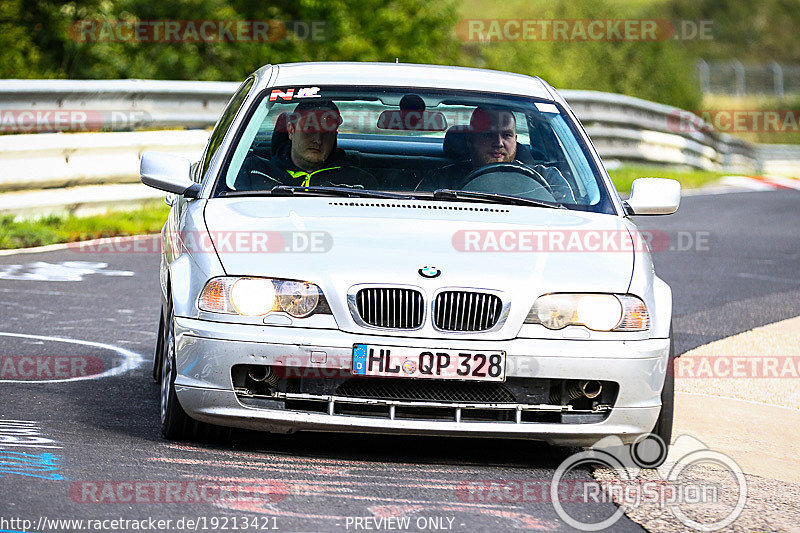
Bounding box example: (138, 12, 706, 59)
(0, 451, 63, 480)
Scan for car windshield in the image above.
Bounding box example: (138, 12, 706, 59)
(214, 86, 615, 213)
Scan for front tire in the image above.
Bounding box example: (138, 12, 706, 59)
(160, 297, 193, 440)
(653, 325, 675, 448)
(153, 304, 165, 382)
(631, 325, 674, 468)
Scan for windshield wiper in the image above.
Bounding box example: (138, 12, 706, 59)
(223, 186, 414, 199)
(431, 189, 564, 209)
(271, 186, 415, 199)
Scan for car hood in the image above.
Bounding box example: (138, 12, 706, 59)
(203, 197, 634, 296)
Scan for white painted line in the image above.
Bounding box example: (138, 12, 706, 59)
(0, 234, 159, 257)
(682, 175, 800, 196)
(718, 176, 778, 191)
(0, 261, 134, 282)
(681, 186, 756, 196)
(760, 175, 800, 190)
(0, 332, 144, 383)
(0, 241, 78, 257)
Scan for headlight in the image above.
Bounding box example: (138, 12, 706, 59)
(276, 280, 320, 318)
(529, 293, 578, 330)
(199, 277, 328, 318)
(525, 293, 649, 331)
(576, 294, 622, 331)
(231, 278, 276, 316)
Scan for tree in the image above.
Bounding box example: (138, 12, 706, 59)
(462, 0, 703, 109)
(665, 0, 800, 63)
(4, 0, 462, 80)
(0, 0, 53, 78)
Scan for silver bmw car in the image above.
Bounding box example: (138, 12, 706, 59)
(141, 62, 680, 463)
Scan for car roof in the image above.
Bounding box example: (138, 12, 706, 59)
(253, 62, 556, 101)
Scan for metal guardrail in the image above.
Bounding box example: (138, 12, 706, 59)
(0, 79, 797, 196)
(0, 130, 209, 191)
(561, 90, 760, 173)
(755, 144, 800, 177)
(0, 79, 238, 131)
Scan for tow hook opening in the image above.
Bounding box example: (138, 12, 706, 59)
(233, 364, 279, 395)
(551, 379, 617, 412)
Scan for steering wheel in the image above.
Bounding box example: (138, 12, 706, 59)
(461, 162, 554, 198)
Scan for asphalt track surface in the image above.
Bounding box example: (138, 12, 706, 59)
(0, 190, 797, 533)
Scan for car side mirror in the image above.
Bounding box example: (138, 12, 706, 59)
(140, 151, 201, 198)
(624, 178, 680, 215)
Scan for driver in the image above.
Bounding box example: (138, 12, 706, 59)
(467, 107, 519, 167)
(236, 100, 376, 190)
(416, 107, 573, 202)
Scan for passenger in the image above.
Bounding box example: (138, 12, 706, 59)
(237, 100, 376, 190)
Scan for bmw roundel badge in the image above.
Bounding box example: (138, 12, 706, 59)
(418, 266, 441, 279)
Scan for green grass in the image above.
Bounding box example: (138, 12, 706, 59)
(608, 164, 730, 193)
(700, 94, 800, 145)
(0, 201, 169, 250)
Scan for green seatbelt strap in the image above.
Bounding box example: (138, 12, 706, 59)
(286, 167, 341, 187)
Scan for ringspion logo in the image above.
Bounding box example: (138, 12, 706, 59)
(551, 435, 747, 531)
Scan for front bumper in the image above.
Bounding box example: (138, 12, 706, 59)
(173, 317, 669, 446)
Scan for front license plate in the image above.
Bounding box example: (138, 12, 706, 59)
(352, 344, 505, 381)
